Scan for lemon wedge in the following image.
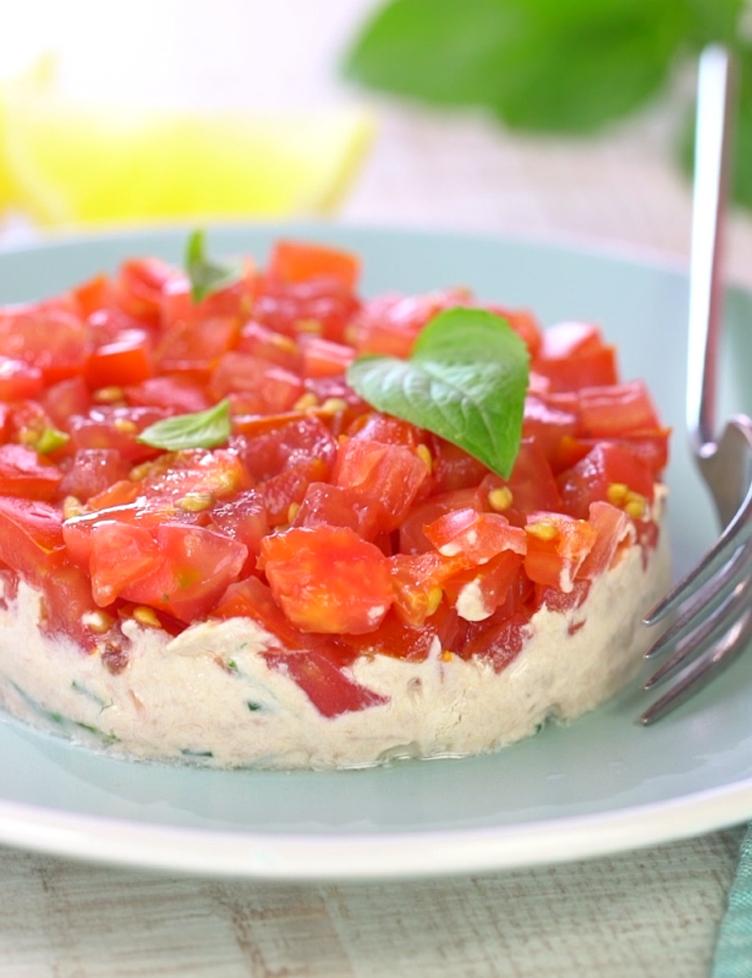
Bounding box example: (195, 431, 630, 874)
(0, 69, 373, 227)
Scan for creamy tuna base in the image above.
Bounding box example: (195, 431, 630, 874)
(0, 523, 669, 770)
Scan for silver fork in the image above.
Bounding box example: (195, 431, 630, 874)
(640, 45, 752, 725)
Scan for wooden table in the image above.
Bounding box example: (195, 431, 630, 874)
(2, 3, 751, 973)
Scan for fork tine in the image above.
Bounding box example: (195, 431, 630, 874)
(640, 606, 752, 725)
(643, 486, 752, 626)
(644, 572, 752, 688)
(644, 541, 752, 659)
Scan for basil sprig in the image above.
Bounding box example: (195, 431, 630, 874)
(185, 230, 242, 303)
(137, 399, 231, 452)
(347, 308, 529, 478)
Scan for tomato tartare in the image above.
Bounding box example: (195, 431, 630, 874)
(0, 236, 670, 768)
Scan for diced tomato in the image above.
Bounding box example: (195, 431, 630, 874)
(524, 511, 596, 592)
(211, 575, 309, 650)
(578, 381, 659, 437)
(124, 376, 209, 413)
(159, 266, 256, 326)
(233, 415, 337, 484)
(89, 521, 161, 606)
(120, 523, 247, 621)
(267, 240, 360, 290)
(69, 406, 169, 462)
(388, 551, 467, 627)
(479, 439, 562, 524)
(460, 609, 531, 671)
(340, 610, 439, 662)
(0, 359, 43, 402)
(0, 496, 65, 579)
(486, 305, 543, 357)
(292, 482, 372, 536)
(253, 277, 360, 343)
(85, 329, 153, 388)
(0, 304, 89, 382)
(535, 579, 591, 615)
(71, 273, 112, 318)
(260, 526, 393, 634)
(209, 489, 268, 563)
(210, 352, 304, 412)
(114, 258, 177, 327)
(60, 449, 130, 502)
(348, 411, 423, 448)
(0, 444, 62, 501)
(236, 320, 301, 371)
(334, 438, 430, 535)
(424, 508, 527, 565)
(535, 322, 618, 392)
(298, 335, 355, 378)
(578, 501, 635, 580)
(155, 317, 239, 377)
(430, 437, 489, 493)
(523, 395, 579, 468)
(352, 288, 472, 357)
(558, 443, 655, 519)
(399, 487, 482, 554)
(263, 649, 386, 718)
(42, 377, 91, 428)
(444, 551, 524, 622)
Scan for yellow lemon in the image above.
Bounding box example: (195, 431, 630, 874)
(0, 66, 373, 227)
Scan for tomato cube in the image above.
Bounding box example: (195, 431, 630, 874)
(524, 511, 596, 592)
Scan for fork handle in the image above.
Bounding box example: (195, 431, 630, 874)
(687, 45, 734, 455)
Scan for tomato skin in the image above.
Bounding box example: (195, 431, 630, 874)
(522, 395, 579, 468)
(0, 444, 62, 501)
(85, 330, 153, 387)
(399, 487, 482, 555)
(524, 511, 596, 592)
(460, 610, 531, 672)
(340, 610, 439, 662)
(124, 377, 209, 413)
(260, 526, 393, 634)
(60, 449, 130, 502)
(89, 521, 160, 606)
(348, 412, 423, 449)
(267, 241, 360, 290)
(120, 523, 248, 622)
(210, 353, 304, 413)
(558, 443, 655, 519)
(298, 335, 355, 378)
(424, 508, 527, 564)
(211, 575, 311, 649)
(429, 437, 488, 493)
(388, 551, 467, 626)
(0, 359, 43, 402)
(334, 438, 430, 535)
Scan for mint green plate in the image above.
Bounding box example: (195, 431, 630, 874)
(0, 225, 750, 880)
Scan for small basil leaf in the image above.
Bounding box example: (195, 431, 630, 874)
(347, 308, 529, 478)
(137, 399, 231, 452)
(185, 229, 242, 303)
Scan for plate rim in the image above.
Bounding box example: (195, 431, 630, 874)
(0, 221, 749, 879)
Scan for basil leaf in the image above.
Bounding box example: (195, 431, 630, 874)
(344, 0, 690, 133)
(137, 399, 231, 452)
(347, 308, 529, 478)
(184, 229, 241, 303)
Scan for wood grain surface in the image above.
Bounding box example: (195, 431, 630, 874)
(0, 829, 743, 978)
